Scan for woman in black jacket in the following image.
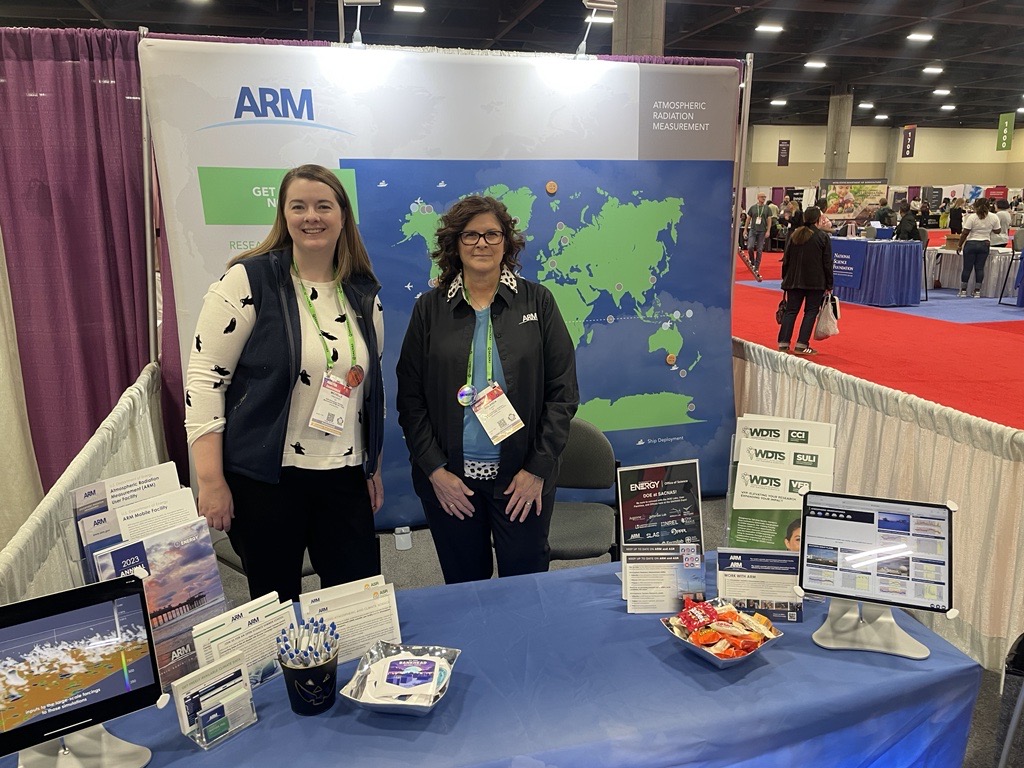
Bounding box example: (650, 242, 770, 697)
(778, 207, 833, 355)
(948, 198, 965, 234)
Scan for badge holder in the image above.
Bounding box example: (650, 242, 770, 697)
(186, 688, 258, 750)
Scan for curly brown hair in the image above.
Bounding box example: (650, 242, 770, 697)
(432, 195, 525, 288)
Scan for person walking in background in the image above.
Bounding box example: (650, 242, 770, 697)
(778, 207, 833, 356)
(744, 192, 773, 272)
(956, 198, 1001, 298)
(186, 164, 385, 603)
(948, 198, 965, 235)
(396, 195, 579, 584)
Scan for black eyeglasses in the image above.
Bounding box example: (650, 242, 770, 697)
(459, 230, 504, 245)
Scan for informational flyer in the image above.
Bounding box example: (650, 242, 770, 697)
(304, 584, 401, 664)
(731, 464, 834, 510)
(717, 549, 803, 623)
(192, 592, 293, 687)
(735, 438, 835, 475)
(617, 460, 704, 611)
(733, 415, 835, 454)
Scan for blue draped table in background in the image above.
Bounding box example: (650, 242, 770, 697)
(832, 238, 923, 307)
(0, 561, 980, 768)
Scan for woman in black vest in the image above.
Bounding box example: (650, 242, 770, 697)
(778, 207, 833, 356)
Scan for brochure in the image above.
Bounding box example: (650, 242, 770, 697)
(298, 574, 386, 619)
(70, 462, 180, 582)
(735, 438, 835, 475)
(171, 650, 251, 737)
(94, 518, 227, 689)
(622, 544, 704, 614)
(302, 583, 401, 664)
(116, 487, 200, 543)
(731, 463, 833, 510)
(733, 415, 835, 454)
(617, 460, 704, 611)
(192, 592, 293, 687)
(717, 549, 803, 623)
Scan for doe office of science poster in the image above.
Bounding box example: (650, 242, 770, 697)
(140, 40, 741, 528)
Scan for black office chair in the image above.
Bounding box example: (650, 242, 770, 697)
(997, 230, 1024, 306)
(547, 418, 620, 562)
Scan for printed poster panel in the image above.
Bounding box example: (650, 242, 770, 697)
(140, 40, 741, 527)
(819, 178, 889, 226)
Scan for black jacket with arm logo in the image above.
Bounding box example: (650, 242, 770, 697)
(396, 268, 579, 497)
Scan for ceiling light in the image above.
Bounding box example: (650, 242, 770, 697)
(755, 24, 783, 33)
(582, 0, 617, 10)
(923, 66, 944, 74)
(874, 114, 888, 120)
(393, 3, 425, 11)
(940, 104, 956, 110)
(1017, 107, 1024, 113)
(589, 14, 613, 23)
(907, 33, 933, 42)
(858, 102, 874, 109)
(932, 89, 950, 96)
(804, 61, 826, 69)
(770, 99, 787, 106)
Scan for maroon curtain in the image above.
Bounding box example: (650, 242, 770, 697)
(0, 28, 147, 489)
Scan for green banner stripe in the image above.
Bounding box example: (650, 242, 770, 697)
(197, 167, 359, 225)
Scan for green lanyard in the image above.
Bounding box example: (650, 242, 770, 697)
(463, 284, 494, 388)
(293, 268, 356, 374)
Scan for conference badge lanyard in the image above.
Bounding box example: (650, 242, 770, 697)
(755, 204, 766, 227)
(457, 285, 524, 445)
(294, 268, 363, 437)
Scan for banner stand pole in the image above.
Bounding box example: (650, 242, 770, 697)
(139, 26, 158, 364)
(730, 53, 754, 304)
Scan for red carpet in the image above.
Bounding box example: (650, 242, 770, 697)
(732, 251, 1024, 430)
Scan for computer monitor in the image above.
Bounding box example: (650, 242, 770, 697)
(798, 491, 953, 660)
(0, 576, 162, 767)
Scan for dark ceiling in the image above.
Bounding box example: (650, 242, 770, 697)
(3, 0, 1024, 129)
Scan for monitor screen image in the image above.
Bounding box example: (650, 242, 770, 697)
(0, 576, 161, 758)
(799, 491, 952, 613)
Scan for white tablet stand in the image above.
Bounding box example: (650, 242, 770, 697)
(18, 725, 151, 768)
(811, 598, 930, 660)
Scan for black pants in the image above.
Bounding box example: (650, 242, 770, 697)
(778, 289, 825, 349)
(961, 241, 990, 285)
(225, 465, 379, 603)
(414, 466, 554, 584)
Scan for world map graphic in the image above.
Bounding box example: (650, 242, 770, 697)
(346, 159, 736, 527)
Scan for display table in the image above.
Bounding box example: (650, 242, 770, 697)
(831, 238, 923, 307)
(0, 563, 981, 768)
(925, 247, 1017, 298)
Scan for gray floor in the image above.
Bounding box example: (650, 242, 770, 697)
(215, 497, 1017, 768)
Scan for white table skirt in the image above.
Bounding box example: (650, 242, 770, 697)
(924, 247, 1017, 297)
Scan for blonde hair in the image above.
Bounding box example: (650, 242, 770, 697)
(227, 164, 375, 282)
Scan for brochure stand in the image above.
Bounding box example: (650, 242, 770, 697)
(186, 697, 258, 750)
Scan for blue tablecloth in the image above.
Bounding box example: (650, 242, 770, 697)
(1, 562, 981, 768)
(832, 238, 923, 307)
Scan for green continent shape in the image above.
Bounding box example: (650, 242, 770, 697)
(544, 194, 684, 324)
(480, 185, 536, 234)
(577, 393, 701, 431)
(648, 326, 683, 356)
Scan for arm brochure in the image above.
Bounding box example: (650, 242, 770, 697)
(115, 487, 200, 543)
(304, 584, 401, 664)
(622, 543, 705, 614)
(298, 574, 386, 619)
(717, 548, 803, 623)
(192, 592, 293, 687)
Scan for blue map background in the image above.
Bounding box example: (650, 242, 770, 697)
(346, 160, 736, 530)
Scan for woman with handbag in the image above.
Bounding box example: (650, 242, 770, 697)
(777, 207, 834, 355)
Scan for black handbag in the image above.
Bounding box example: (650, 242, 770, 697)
(775, 293, 786, 324)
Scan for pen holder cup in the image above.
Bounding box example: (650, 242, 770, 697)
(281, 655, 339, 716)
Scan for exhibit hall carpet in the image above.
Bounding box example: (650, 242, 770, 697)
(732, 248, 1024, 431)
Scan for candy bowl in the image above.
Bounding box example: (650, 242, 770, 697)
(339, 640, 460, 716)
(661, 597, 783, 669)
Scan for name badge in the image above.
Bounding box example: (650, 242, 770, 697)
(755, 216, 763, 225)
(308, 373, 350, 436)
(471, 383, 524, 445)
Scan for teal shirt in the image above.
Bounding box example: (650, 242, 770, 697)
(462, 307, 506, 462)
